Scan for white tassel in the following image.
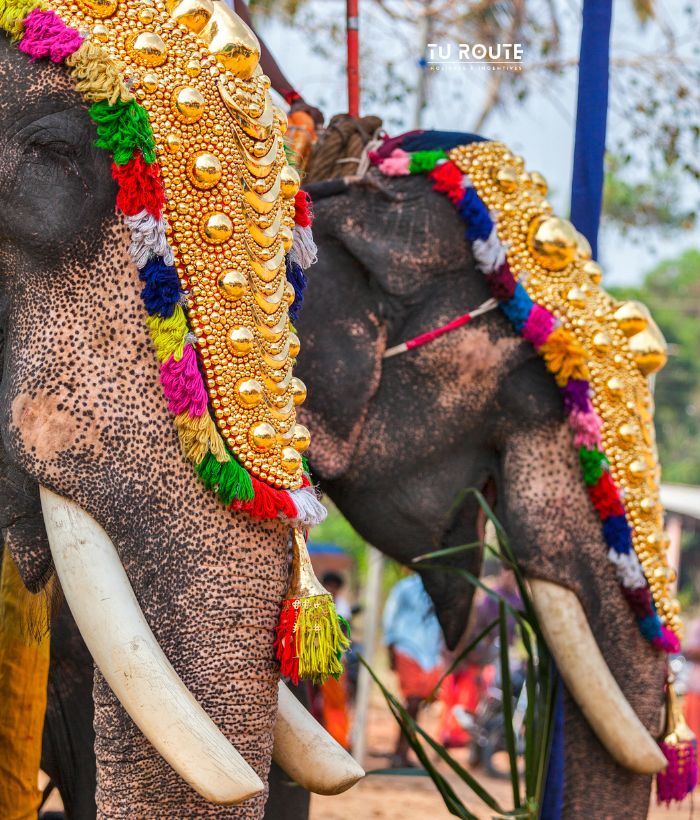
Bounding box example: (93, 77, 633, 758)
(472, 226, 506, 274)
(282, 487, 327, 528)
(290, 226, 318, 270)
(607, 548, 648, 590)
(125, 210, 175, 268)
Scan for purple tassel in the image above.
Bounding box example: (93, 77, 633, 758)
(286, 257, 307, 323)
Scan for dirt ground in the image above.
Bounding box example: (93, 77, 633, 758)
(310, 680, 698, 820)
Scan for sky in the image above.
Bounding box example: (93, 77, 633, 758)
(256, 0, 700, 287)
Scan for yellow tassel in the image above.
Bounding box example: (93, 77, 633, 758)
(275, 529, 350, 685)
(0, 0, 43, 40)
(539, 325, 591, 386)
(66, 41, 133, 106)
(146, 306, 188, 362)
(173, 411, 229, 465)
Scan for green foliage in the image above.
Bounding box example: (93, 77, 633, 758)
(609, 249, 700, 485)
(365, 489, 556, 819)
(603, 154, 696, 234)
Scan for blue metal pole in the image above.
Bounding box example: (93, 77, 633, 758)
(569, 0, 614, 260)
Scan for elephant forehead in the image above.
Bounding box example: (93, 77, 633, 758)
(0, 37, 76, 120)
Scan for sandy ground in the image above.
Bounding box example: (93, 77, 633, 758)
(310, 681, 699, 820)
(42, 673, 697, 818)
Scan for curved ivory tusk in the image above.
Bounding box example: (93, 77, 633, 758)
(40, 487, 264, 805)
(273, 681, 365, 794)
(529, 579, 666, 775)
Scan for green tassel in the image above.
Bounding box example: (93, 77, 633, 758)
(409, 149, 447, 175)
(89, 98, 156, 166)
(295, 595, 350, 684)
(0, 0, 42, 40)
(579, 446, 608, 486)
(195, 452, 254, 503)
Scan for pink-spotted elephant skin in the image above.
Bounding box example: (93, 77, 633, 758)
(294, 172, 667, 819)
(0, 33, 288, 820)
(0, 30, 665, 820)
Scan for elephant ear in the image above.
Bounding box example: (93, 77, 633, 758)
(294, 225, 387, 482)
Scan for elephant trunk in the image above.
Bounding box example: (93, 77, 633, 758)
(41, 488, 363, 815)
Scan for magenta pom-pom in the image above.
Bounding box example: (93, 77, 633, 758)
(19, 9, 82, 62)
(160, 344, 208, 417)
(652, 625, 681, 655)
(522, 303, 557, 349)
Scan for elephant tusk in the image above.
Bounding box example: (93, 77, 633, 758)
(273, 681, 365, 794)
(529, 579, 667, 775)
(39, 487, 264, 805)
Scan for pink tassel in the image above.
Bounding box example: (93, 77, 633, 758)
(19, 9, 82, 62)
(522, 304, 557, 349)
(569, 408, 603, 448)
(378, 149, 411, 176)
(651, 625, 681, 654)
(160, 344, 208, 417)
(658, 739, 698, 803)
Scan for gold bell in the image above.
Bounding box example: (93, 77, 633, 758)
(528, 216, 579, 271)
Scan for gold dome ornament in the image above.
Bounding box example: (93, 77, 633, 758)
(249, 422, 276, 451)
(280, 165, 301, 199)
(217, 270, 246, 301)
(613, 301, 649, 337)
(575, 231, 592, 261)
(173, 86, 206, 123)
(280, 447, 302, 473)
(199, 0, 260, 78)
(201, 211, 233, 244)
(166, 0, 214, 33)
(628, 324, 668, 376)
(527, 216, 579, 271)
(128, 32, 168, 66)
(188, 152, 223, 189)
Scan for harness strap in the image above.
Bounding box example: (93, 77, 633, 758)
(383, 297, 498, 359)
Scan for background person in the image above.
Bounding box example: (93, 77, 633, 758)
(383, 573, 445, 768)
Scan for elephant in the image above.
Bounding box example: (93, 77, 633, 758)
(17, 161, 671, 820)
(0, 16, 672, 820)
(0, 20, 363, 820)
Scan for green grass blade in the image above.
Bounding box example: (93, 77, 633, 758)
(413, 541, 484, 562)
(499, 601, 520, 808)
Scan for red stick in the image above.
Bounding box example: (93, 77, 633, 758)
(346, 0, 359, 117)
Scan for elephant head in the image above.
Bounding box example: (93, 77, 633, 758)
(295, 166, 672, 817)
(0, 6, 361, 817)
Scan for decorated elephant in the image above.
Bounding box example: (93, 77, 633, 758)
(0, 0, 691, 813)
(11, 133, 693, 820)
(0, 0, 365, 817)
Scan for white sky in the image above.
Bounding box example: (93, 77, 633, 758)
(257, 0, 700, 287)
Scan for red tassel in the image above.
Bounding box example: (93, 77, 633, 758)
(429, 160, 465, 204)
(232, 477, 298, 520)
(294, 190, 313, 227)
(275, 600, 300, 684)
(112, 152, 165, 219)
(588, 472, 625, 519)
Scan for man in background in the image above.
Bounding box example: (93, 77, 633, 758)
(383, 573, 445, 768)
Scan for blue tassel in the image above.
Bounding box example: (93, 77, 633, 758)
(602, 514, 633, 554)
(500, 283, 534, 334)
(286, 257, 307, 323)
(139, 257, 182, 318)
(458, 187, 493, 241)
(639, 613, 663, 641)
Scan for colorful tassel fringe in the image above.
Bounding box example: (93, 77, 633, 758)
(275, 529, 350, 684)
(657, 680, 698, 803)
(5, 4, 325, 528)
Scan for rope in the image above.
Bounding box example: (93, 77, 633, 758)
(305, 113, 383, 183)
